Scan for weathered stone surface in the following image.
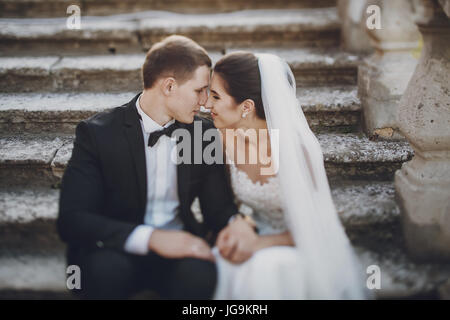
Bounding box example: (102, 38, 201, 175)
(230, 47, 362, 86)
(0, 52, 225, 93)
(139, 8, 340, 50)
(334, 181, 398, 226)
(0, 49, 360, 93)
(395, 0, 450, 262)
(0, 54, 145, 93)
(357, 0, 420, 141)
(0, 134, 71, 185)
(51, 140, 73, 179)
(0, 180, 401, 250)
(263, 47, 361, 69)
(0, 88, 360, 134)
(57, 132, 413, 179)
(0, 92, 137, 133)
(330, 180, 402, 249)
(319, 133, 413, 163)
(49, 54, 145, 92)
(0, 180, 398, 267)
(0, 134, 65, 164)
(0, 16, 141, 56)
(0, 187, 58, 224)
(2, 178, 446, 299)
(0, 132, 414, 185)
(0, 186, 63, 250)
(298, 86, 360, 112)
(0, 251, 66, 294)
(0, 8, 340, 55)
(0, 56, 60, 92)
(297, 86, 361, 132)
(358, 52, 419, 140)
(337, 0, 373, 53)
(1, 244, 449, 299)
(355, 245, 450, 299)
(319, 133, 414, 179)
(0, 17, 138, 38)
(0, 0, 337, 18)
(0, 0, 78, 18)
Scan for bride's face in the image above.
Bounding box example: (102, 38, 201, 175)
(205, 73, 242, 129)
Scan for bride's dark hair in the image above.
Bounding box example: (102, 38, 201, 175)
(213, 52, 265, 120)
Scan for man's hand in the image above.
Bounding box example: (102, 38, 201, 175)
(148, 230, 215, 262)
(215, 216, 259, 264)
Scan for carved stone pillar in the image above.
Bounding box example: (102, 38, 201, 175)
(395, 0, 450, 261)
(337, 0, 373, 53)
(358, 0, 420, 140)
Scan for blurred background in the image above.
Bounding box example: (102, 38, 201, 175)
(0, 0, 449, 299)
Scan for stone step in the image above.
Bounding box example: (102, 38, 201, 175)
(0, 0, 337, 18)
(297, 86, 361, 133)
(0, 134, 71, 186)
(0, 250, 71, 299)
(0, 180, 403, 251)
(0, 87, 361, 134)
(329, 180, 403, 250)
(319, 133, 414, 180)
(354, 246, 450, 299)
(0, 187, 63, 251)
(0, 49, 360, 93)
(0, 8, 340, 56)
(229, 47, 361, 86)
(0, 132, 413, 186)
(0, 243, 449, 299)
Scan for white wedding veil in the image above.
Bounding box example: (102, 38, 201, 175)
(256, 53, 369, 299)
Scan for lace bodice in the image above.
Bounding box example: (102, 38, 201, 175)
(228, 160, 288, 235)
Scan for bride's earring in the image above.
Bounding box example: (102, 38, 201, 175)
(242, 113, 247, 118)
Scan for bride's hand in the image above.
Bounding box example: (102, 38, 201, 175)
(215, 216, 259, 264)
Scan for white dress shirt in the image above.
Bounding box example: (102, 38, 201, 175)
(124, 94, 184, 255)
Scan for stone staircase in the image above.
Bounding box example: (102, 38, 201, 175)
(1, 0, 450, 300)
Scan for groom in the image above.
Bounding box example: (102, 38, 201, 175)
(57, 35, 255, 299)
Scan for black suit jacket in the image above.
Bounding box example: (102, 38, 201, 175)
(57, 93, 237, 259)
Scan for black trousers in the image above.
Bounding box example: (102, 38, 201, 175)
(68, 248, 217, 300)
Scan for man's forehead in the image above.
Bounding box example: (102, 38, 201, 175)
(186, 65, 210, 87)
(198, 71, 210, 87)
(199, 65, 211, 74)
(196, 78, 209, 88)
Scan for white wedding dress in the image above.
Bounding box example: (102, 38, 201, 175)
(212, 158, 307, 299)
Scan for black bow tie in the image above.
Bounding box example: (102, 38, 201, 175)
(148, 122, 179, 147)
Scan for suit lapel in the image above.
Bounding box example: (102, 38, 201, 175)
(175, 121, 205, 234)
(123, 93, 147, 212)
(175, 121, 191, 204)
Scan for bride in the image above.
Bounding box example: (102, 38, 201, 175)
(204, 51, 370, 299)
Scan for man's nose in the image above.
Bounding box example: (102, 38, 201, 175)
(204, 96, 212, 109)
(199, 90, 208, 106)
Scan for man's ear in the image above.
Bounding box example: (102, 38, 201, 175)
(161, 77, 176, 96)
